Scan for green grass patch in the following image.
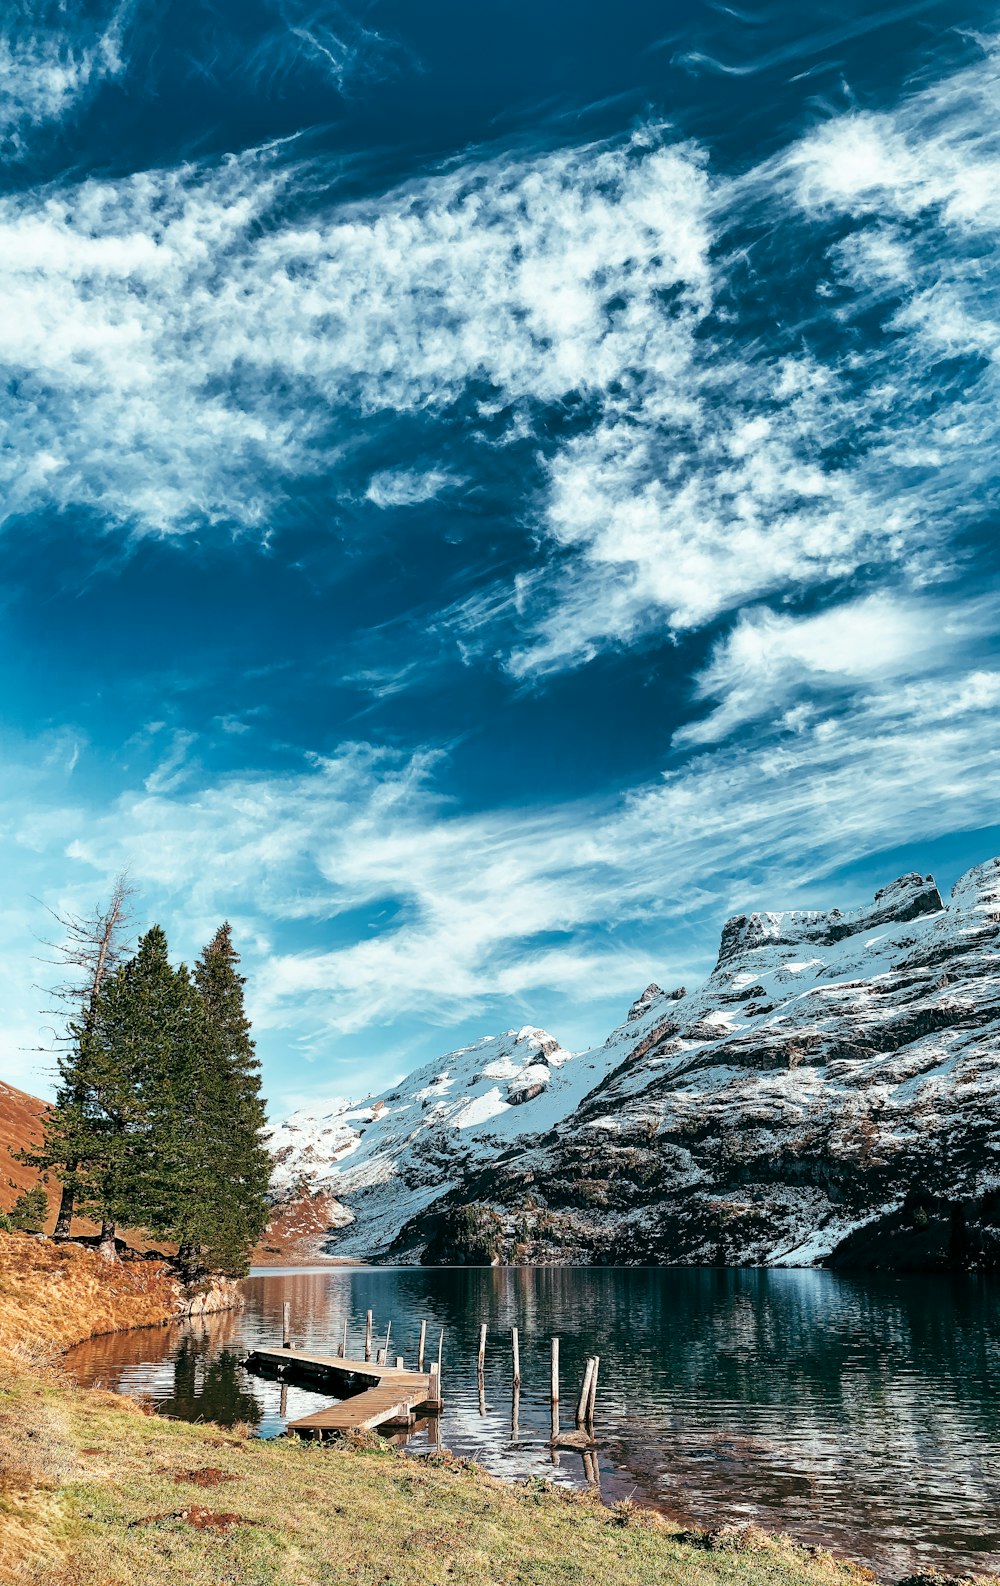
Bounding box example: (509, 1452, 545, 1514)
(1, 1367, 893, 1586)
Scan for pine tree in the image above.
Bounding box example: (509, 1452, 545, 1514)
(183, 923, 271, 1278)
(21, 876, 132, 1237)
(77, 925, 199, 1260)
(9, 1186, 50, 1233)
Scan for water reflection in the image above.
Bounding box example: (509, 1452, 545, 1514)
(64, 1266, 1000, 1579)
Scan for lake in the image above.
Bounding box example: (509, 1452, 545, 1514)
(63, 1265, 1000, 1579)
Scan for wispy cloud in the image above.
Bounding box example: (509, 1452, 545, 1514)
(365, 468, 457, 508)
(40, 649, 1000, 1051)
(675, 591, 998, 746)
(3, 39, 998, 681)
(245, 0, 409, 96)
(0, 1, 133, 153)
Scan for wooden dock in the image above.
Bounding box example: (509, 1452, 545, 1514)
(245, 1345, 437, 1440)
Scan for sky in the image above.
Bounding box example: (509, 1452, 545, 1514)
(2, 0, 1000, 1118)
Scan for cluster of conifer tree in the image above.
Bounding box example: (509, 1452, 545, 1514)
(27, 882, 271, 1278)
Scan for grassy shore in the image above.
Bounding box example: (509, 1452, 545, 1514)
(0, 1234, 988, 1586)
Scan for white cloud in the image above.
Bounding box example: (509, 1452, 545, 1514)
(2, 42, 997, 672)
(0, 125, 712, 543)
(143, 730, 198, 794)
(365, 469, 456, 508)
(675, 592, 996, 745)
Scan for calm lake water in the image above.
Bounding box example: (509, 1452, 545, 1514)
(64, 1265, 1000, 1579)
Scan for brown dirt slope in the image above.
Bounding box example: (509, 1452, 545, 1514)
(252, 1188, 355, 1266)
(0, 1081, 54, 1219)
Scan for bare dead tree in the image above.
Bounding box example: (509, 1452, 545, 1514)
(30, 872, 135, 1239)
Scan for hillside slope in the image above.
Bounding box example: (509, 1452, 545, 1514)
(0, 1079, 56, 1218)
(274, 858, 1000, 1270)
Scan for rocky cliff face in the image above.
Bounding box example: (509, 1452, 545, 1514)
(268, 858, 1000, 1270)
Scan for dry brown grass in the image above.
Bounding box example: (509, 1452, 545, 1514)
(0, 1233, 177, 1365)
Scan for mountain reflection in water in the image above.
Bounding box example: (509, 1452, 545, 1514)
(64, 1265, 1000, 1580)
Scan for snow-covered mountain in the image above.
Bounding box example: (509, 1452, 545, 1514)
(264, 1025, 617, 1260)
(265, 858, 1000, 1270)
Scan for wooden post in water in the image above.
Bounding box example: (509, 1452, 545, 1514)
(477, 1323, 487, 1381)
(417, 1319, 427, 1372)
(586, 1354, 600, 1430)
(339, 1318, 347, 1358)
(428, 1361, 440, 1411)
(282, 1301, 291, 1349)
(511, 1327, 521, 1390)
(576, 1357, 596, 1431)
(395, 1355, 404, 1370)
(365, 1310, 373, 1363)
(437, 1328, 444, 1406)
(383, 1321, 392, 1362)
(376, 1348, 385, 1365)
(550, 1337, 559, 1440)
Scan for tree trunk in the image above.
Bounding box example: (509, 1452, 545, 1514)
(53, 1175, 76, 1237)
(98, 1219, 117, 1263)
(177, 1241, 205, 1282)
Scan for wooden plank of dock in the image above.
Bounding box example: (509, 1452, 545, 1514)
(287, 1378, 431, 1436)
(248, 1345, 418, 1383)
(245, 1345, 435, 1438)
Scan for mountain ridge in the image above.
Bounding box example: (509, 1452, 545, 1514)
(269, 856, 1000, 1270)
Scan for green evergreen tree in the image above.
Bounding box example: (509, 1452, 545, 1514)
(182, 923, 271, 1278)
(9, 1186, 50, 1233)
(77, 925, 200, 1260)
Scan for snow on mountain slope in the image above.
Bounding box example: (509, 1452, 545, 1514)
(266, 858, 1000, 1269)
(398, 861, 1000, 1269)
(264, 1025, 617, 1260)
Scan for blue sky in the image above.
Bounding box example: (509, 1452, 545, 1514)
(3, 0, 1000, 1116)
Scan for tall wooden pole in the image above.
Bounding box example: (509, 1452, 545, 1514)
(418, 1319, 427, 1373)
(340, 1318, 348, 1358)
(282, 1301, 291, 1349)
(550, 1337, 559, 1440)
(477, 1322, 487, 1383)
(383, 1320, 392, 1361)
(586, 1354, 600, 1429)
(437, 1328, 444, 1406)
(576, 1357, 596, 1431)
(365, 1310, 373, 1363)
(512, 1327, 520, 1390)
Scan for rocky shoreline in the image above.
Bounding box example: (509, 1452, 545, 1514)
(172, 1275, 245, 1319)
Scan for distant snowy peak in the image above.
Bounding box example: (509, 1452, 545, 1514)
(715, 870, 944, 967)
(265, 1100, 373, 1195)
(264, 1026, 582, 1207)
(948, 854, 1000, 913)
(409, 1025, 575, 1123)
